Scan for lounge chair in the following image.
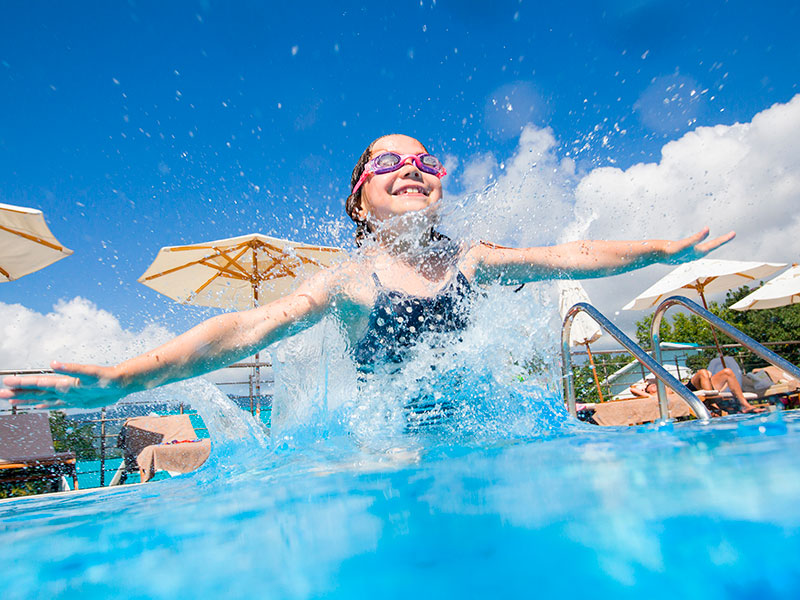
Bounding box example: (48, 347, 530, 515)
(748, 366, 800, 393)
(110, 414, 211, 484)
(583, 394, 696, 426)
(0, 412, 78, 492)
(742, 366, 800, 408)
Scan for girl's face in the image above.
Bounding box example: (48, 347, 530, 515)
(358, 134, 443, 224)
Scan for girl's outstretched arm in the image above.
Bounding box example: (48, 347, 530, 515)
(465, 228, 735, 284)
(0, 272, 334, 409)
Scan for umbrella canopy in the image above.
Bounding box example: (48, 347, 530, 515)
(622, 259, 787, 311)
(139, 233, 346, 310)
(0, 202, 73, 282)
(557, 280, 602, 346)
(730, 264, 800, 311)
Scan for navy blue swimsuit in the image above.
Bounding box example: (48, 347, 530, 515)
(353, 271, 473, 373)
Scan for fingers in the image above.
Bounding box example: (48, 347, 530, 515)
(52, 361, 107, 383)
(696, 230, 735, 252)
(665, 228, 709, 256)
(0, 374, 81, 402)
(686, 227, 710, 245)
(3, 374, 79, 390)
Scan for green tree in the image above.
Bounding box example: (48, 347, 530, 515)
(571, 352, 632, 403)
(49, 410, 99, 460)
(0, 411, 97, 499)
(634, 285, 800, 371)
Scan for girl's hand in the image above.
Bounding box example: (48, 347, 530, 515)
(0, 361, 129, 410)
(660, 227, 735, 264)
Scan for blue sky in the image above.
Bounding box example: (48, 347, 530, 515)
(1, 0, 799, 338)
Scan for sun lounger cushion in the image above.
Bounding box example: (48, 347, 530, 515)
(584, 396, 695, 426)
(118, 415, 210, 483)
(0, 413, 74, 463)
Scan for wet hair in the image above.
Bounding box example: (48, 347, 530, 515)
(346, 134, 447, 247)
(345, 136, 385, 246)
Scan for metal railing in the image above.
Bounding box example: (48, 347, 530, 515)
(562, 302, 711, 421)
(0, 360, 273, 417)
(566, 340, 800, 403)
(0, 359, 272, 492)
(651, 296, 800, 418)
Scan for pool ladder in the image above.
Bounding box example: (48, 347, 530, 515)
(562, 295, 800, 422)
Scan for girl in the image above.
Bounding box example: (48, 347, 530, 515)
(1, 134, 734, 409)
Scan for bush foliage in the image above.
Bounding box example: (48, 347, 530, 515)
(633, 285, 800, 371)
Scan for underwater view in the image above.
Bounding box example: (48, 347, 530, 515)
(2, 1, 800, 598)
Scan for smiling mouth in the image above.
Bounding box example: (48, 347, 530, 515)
(393, 186, 429, 196)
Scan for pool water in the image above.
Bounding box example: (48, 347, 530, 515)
(2, 376, 800, 599)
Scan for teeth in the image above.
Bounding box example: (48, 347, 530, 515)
(396, 187, 425, 195)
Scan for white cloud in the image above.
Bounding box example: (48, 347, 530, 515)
(0, 297, 174, 370)
(576, 94, 800, 260)
(460, 151, 497, 193)
(0, 298, 265, 401)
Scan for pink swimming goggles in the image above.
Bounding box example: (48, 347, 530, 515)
(352, 152, 447, 195)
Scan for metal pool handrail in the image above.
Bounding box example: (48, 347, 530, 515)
(651, 295, 800, 416)
(562, 302, 711, 421)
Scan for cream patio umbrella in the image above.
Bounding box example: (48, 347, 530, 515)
(730, 264, 800, 311)
(623, 258, 787, 367)
(557, 280, 605, 401)
(138, 233, 346, 310)
(139, 233, 347, 399)
(0, 202, 73, 282)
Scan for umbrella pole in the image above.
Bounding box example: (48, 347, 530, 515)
(252, 260, 261, 411)
(249, 373, 254, 416)
(699, 292, 727, 369)
(585, 342, 605, 402)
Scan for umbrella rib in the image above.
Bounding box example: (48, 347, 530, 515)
(141, 246, 251, 282)
(250, 243, 301, 278)
(294, 245, 340, 253)
(213, 246, 253, 278)
(0, 264, 10, 279)
(250, 239, 335, 270)
(196, 258, 249, 281)
(166, 243, 246, 253)
(140, 257, 217, 281)
(258, 241, 317, 266)
(294, 255, 323, 267)
(194, 271, 225, 296)
(261, 261, 297, 278)
(0, 224, 64, 251)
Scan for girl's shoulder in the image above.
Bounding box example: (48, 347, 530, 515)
(456, 239, 503, 279)
(310, 253, 379, 303)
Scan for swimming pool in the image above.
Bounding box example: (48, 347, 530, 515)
(2, 372, 800, 599)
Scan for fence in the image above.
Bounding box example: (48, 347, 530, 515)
(570, 339, 800, 401)
(0, 361, 272, 490)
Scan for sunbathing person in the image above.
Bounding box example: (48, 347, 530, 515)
(629, 369, 764, 414)
(686, 367, 765, 414)
(628, 378, 658, 398)
(1, 134, 735, 419)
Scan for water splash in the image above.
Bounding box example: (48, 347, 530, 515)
(265, 274, 569, 450)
